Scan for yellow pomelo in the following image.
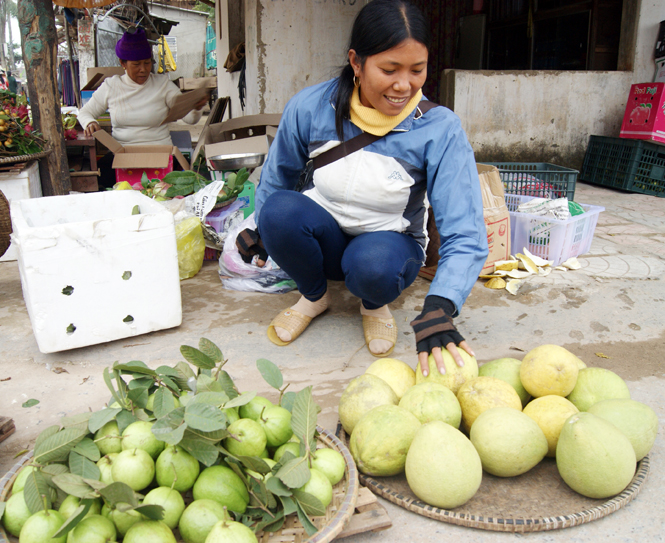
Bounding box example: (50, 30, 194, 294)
(415, 350, 478, 394)
(588, 398, 658, 461)
(470, 407, 548, 477)
(456, 376, 522, 433)
(520, 344, 580, 398)
(566, 367, 631, 412)
(338, 374, 398, 435)
(405, 421, 482, 509)
(523, 395, 579, 457)
(478, 358, 530, 407)
(349, 405, 421, 476)
(365, 358, 416, 400)
(556, 412, 636, 499)
(398, 382, 462, 428)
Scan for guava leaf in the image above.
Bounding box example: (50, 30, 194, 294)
(127, 386, 150, 409)
(189, 391, 229, 406)
(199, 338, 223, 364)
(266, 476, 292, 497)
(22, 399, 39, 407)
(237, 456, 272, 475)
(72, 438, 101, 462)
(276, 456, 311, 489)
(88, 408, 122, 434)
(152, 387, 176, 419)
(280, 391, 296, 412)
(294, 498, 319, 536)
(290, 386, 318, 447)
(34, 427, 88, 464)
(41, 463, 69, 488)
(51, 473, 98, 500)
(256, 510, 285, 533)
(181, 345, 216, 369)
(60, 412, 94, 431)
(141, 172, 150, 188)
(69, 451, 101, 480)
(179, 436, 219, 466)
(103, 367, 124, 408)
(196, 374, 223, 394)
(224, 391, 256, 410)
(98, 482, 139, 508)
(184, 403, 227, 432)
(34, 425, 61, 451)
(184, 426, 228, 442)
(23, 469, 51, 513)
(113, 361, 156, 376)
(257, 359, 283, 390)
(151, 407, 187, 445)
(52, 502, 90, 538)
(165, 184, 195, 197)
(175, 361, 196, 383)
(293, 489, 326, 517)
(115, 409, 138, 435)
(134, 504, 165, 520)
(128, 377, 153, 390)
(159, 375, 180, 394)
(155, 366, 180, 378)
(279, 495, 298, 516)
(217, 370, 239, 399)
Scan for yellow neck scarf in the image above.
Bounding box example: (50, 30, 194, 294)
(349, 87, 423, 136)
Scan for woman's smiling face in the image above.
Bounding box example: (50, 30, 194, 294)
(349, 38, 428, 116)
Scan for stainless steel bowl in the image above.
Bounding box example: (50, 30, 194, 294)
(208, 152, 266, 171)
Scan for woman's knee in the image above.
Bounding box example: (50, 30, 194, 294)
(258, 191, 301, 232)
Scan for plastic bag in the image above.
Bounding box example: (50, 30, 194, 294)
(218, 215, 296, 293)
(176, 216, 205, 280)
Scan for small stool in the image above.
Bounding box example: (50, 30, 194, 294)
(66, 133, 99, 192)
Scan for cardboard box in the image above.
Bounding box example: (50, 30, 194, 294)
(179, 76, 217, 91)
(10, 191, 182, 353)
(0, 161, 42, 262)
(421, 164, 510, 278)
(619, 82, 665, 144)
(94, 130, 190, 185)
(655, 59, 665, 84)
(82, 67, 125, 91)
(192, 113, 281, 169)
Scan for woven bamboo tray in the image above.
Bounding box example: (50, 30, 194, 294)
(0, 150, 51, 166)
(337, 425, 650, 533)
(0, 189, 11, 258)
(0, 427, 360, 543)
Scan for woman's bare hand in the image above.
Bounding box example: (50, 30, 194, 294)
(84, 122, 101, 137)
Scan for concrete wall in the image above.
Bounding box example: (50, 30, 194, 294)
(440, 1, 664, 170)
(150, 4, 208, 80)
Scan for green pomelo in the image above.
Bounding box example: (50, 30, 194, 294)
(109, 504, 143, 537)
(95, 420, 123, 456)
(58, 495, 102, 520)
(19, 510, 66, 543)
(350, 405, 421, 476)
(67, 514, 116, 543)
(365, 358, 416, 399)
(405, 421, 482, 509)
(470, 407, 548, 477)
(415, 350, 479, 395)
(478, 358, 531, 407)
(178, 499, 231, 543)
(205, 520, 258, 543)
(155, 445, 200, 492)
(398, 382, 462, 428)
(566, 367, 631, 411)
(192, 465, 250, 515)
(143, 486, 186, 530)
(121, 421, 165, 459)
(338, 374, 398, 435)
(123, 520, 177, 543)
(2, 490, 31, 537)
(588, 398, 658, 461)
(311, 448, 346, 486)
(238, 396, 273, 421)
(297, 468, 333, 508)
(556, 412, 636, 499)
(520, 344, 580, 398)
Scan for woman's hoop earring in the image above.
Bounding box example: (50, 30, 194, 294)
(353, 75, 360, 88)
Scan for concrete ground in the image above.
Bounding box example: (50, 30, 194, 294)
(1, 180, 664, 542)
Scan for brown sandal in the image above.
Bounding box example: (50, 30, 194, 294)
(362, 315, 397, 357)
(267, 308, 313, 346)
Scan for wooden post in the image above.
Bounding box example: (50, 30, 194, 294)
(17, 0, 71, 196)
(65, 19, 81, 109)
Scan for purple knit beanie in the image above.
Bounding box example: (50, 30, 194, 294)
(115, 28, 152, 61)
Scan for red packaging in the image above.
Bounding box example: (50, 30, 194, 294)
(620, 83, 665, 144)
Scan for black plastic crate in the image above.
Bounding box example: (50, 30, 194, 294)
(484, 162, 578, 201)
(579, 136, 665, 197)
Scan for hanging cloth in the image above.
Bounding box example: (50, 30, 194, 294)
(157, 37, 177, 73)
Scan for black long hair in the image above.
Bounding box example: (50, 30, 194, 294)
(334, 0, 431, 141)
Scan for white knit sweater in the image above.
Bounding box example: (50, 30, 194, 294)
(77, 73, 202, 146)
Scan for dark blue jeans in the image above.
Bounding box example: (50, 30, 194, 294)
(258, 191, 424, 310)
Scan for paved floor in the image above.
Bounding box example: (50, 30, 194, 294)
(1, 180, 664, 542)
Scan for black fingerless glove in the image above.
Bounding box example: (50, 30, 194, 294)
(410, 295, 465, 354)
(235, 228, 269, 264)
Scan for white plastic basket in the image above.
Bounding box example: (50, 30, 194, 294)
(505, 194, 604, 266)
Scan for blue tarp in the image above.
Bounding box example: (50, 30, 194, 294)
(206, 23, 217, 69)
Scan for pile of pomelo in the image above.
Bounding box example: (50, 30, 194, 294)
(340, 345, 658, 509)
(1, 340, 346, 543)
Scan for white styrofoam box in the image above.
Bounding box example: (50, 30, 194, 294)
(0, 161, 42, 262)
(11, 190, 182, 353)
(505, 194, 604, 266)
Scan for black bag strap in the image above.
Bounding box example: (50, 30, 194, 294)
(312, 100, 439, 171)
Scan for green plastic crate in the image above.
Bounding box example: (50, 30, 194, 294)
(484, 162, 578, 201)
(579, 136, 665, 197)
